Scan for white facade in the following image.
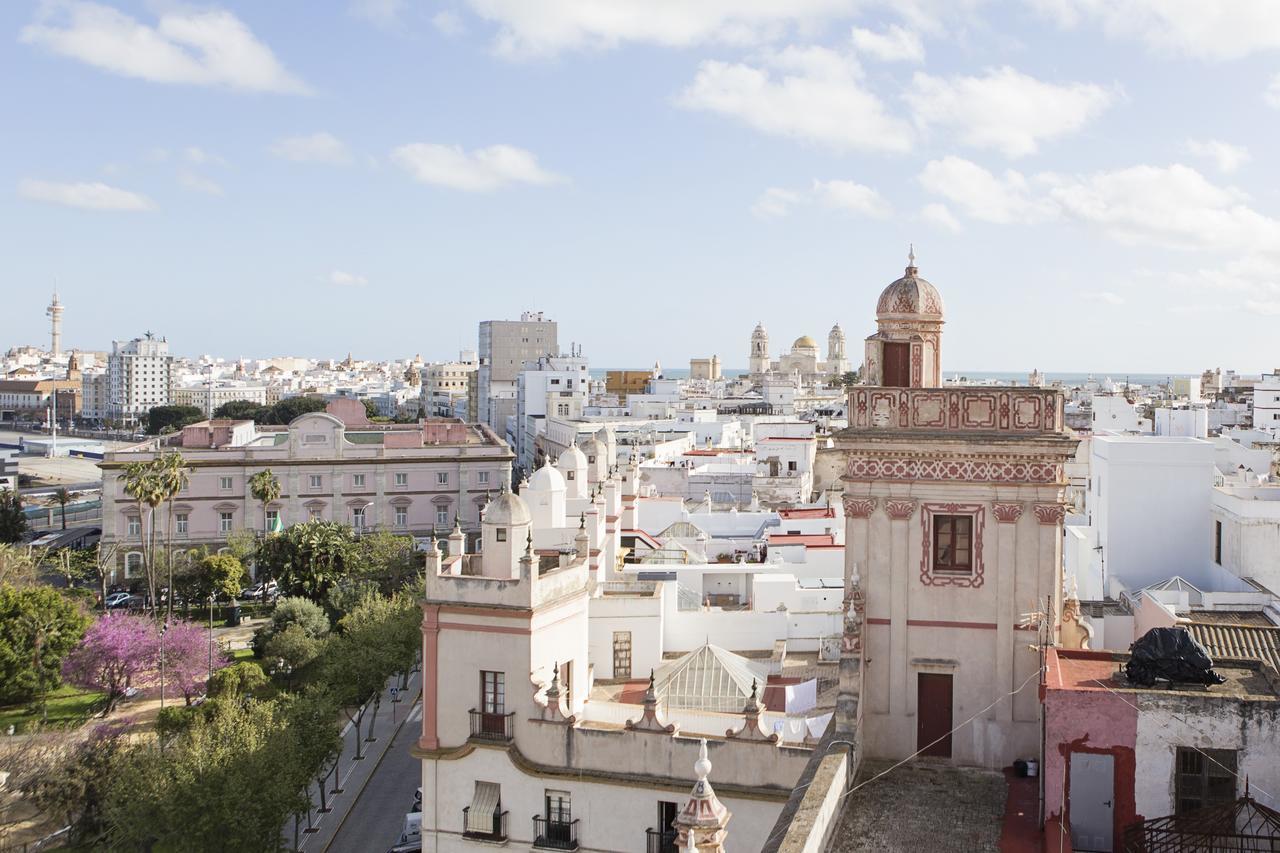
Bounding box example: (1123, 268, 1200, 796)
(1088, 435, 1217, 593)
(1254, 371, 1280, 433)
(516, 355, 589, 472)
(1211, 484, 1280, 592)
(107, 335, 173, 424)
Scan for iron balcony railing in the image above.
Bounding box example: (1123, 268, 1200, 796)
(646, 828, 678, 853)
(533, 816, 579, 850)
(462, 807, 508, 842)
(468, 709, 515, 741)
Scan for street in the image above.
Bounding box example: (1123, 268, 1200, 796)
(325, 698, 423, 853)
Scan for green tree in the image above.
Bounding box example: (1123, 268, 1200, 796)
(146, 405, 204, 435)
(255, 519, 357, 600)
(0, 584, 91, 706)
(361, 398, 379, 419)
(252, 596, 329, 657)
(157, 451, 190, 621)
(51, 487, 72, 530)
(195, 552, 245, 604)
(211, 399, 267, 421)
(348, 529, 419, 594)
(101, 695, 339, 852)
(248, 468, 282, 536)
(121, 461, 165, 609)
(207, 660, 268, 701)
(265, 396, 328, 425)
(0, 488, 29, 544)
(264, 624, 320, 689)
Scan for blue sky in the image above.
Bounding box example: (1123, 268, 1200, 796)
(2, 1, 1279, 373)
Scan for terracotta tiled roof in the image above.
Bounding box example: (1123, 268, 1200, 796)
(1187, 622, 1280, 671)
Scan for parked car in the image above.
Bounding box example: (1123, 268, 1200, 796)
(240, 580, 278, 601)
(104, 592, 132, 609)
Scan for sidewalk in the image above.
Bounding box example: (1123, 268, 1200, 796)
(284, 667, 422, 852)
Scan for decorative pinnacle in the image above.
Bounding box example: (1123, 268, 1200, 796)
(908, 243, 915, 267)
(694, 738, 712, 781)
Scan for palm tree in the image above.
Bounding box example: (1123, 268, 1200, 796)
(51, 488, 71, 531)
(157, 452, 190, 623)
(121, 461, 156, 605)
(249, 469, 282, 537)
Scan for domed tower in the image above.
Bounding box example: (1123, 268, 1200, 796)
(827, 324, 848, 374)
(749, 323, 770, 377)
(481, 485, 532, 578)
(526, 458, 567, 529)
(557, 444, 589, 500)
(864, 247, 944, 388)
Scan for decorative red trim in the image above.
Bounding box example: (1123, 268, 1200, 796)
(438, 621, 531, 635)
(419, 605, 440, 751)
(842, 496, 876, 519)
(993, 503, 1024, 523)
(886, 499, 917, 520)
(866, 618, 1002, 631)
(845, 455, 1062, 484)
(1034, 503, 1066, 524)
(920, 503, 986, 588)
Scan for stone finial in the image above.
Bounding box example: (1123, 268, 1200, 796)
(674, 738, 732, 852)
(727, 678, 779, 743)
(626, 669, 676, 734)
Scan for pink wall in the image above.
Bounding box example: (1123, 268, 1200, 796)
(1043, 649, 1141, 843)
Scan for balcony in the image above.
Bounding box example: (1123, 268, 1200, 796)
(469, 709, 514, 742)
(462, 807, 508, 842)
(533, 816, 579, 850)
(646, 828, 678, 853)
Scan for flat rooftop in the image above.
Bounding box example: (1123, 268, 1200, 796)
(827, 760, 1005, 852)
(1047, 649, 1280, 700)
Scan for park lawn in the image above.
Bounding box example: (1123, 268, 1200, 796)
(0, 684, 105, 733)
(229, 647, 255, 662)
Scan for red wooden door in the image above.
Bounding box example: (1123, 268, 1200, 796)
(883, 342, 911, 387)
(917, 673, 953, 757)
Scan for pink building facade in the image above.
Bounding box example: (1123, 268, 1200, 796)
(99, 399, 513, 582)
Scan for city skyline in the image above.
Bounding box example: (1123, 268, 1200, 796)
(3, 2, 1279, 372)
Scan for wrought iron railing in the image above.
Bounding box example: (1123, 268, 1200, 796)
(462, 807, 508, 842)
(468, 708, 514, 741)
(533, 816, 579, 849)
(646, 827, 678, 853)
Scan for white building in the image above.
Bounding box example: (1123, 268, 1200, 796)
(476, 313, 558, 430)
(107, 334, 173, 426)
(515, 354, 589, 472)
(1254, 371, 1280, 433)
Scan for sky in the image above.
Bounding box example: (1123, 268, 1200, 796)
(2, 1, 1279, 374)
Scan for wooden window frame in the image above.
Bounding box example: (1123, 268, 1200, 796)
(481, 670, 505, 715)
(932, 514, 974, 573)
(1175, 747, 1236, 815)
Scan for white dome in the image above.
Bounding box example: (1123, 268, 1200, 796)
(557, 444, 587, 470)
(581, 436, 606, 459)
(528, 460, 566, 492)
(484, 489, 531, 526)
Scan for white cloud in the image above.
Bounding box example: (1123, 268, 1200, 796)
(1267, 74, 1280, 108)
(1031, 0, 1280, 61)
(920, 202, 962, 232)
(751, 187, 803, 219)
(812, 179, 891, 217)
(349, 0, 405, 27)
(918, 156, 1280, 254)
(328, 270, 369, 287)
(850, 24, 924, 62)
(465, 0, 861, 57)
(433, 11, 466, 36)
(1185, 139, 1250, 174)
(18, 178, 155, 211)
(906, 66, 1115, 157)
(183, 146, 226, 166)
(1082, 291, 1124, 305)
(1043, 163, 1280, 252)
(21, 1, 310, 94)
(270, 133, 352, 165)
(916, 156, 1052, 224)
(177, 170, 223, 196)
(391, 143, 563, 191)
(677, 46, 913, 153)
(1247, 299, 1280, 316)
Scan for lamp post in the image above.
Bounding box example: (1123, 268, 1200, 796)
(208, 593, 215, 682)
(159, 620, 169, 710)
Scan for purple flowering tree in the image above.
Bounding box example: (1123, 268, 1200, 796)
(61, 614, 160, 714)
(162, 620, 228, 705)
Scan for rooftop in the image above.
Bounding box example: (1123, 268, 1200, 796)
(827, 761, 1005, 852)
(1046, 649, 1280, 700)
